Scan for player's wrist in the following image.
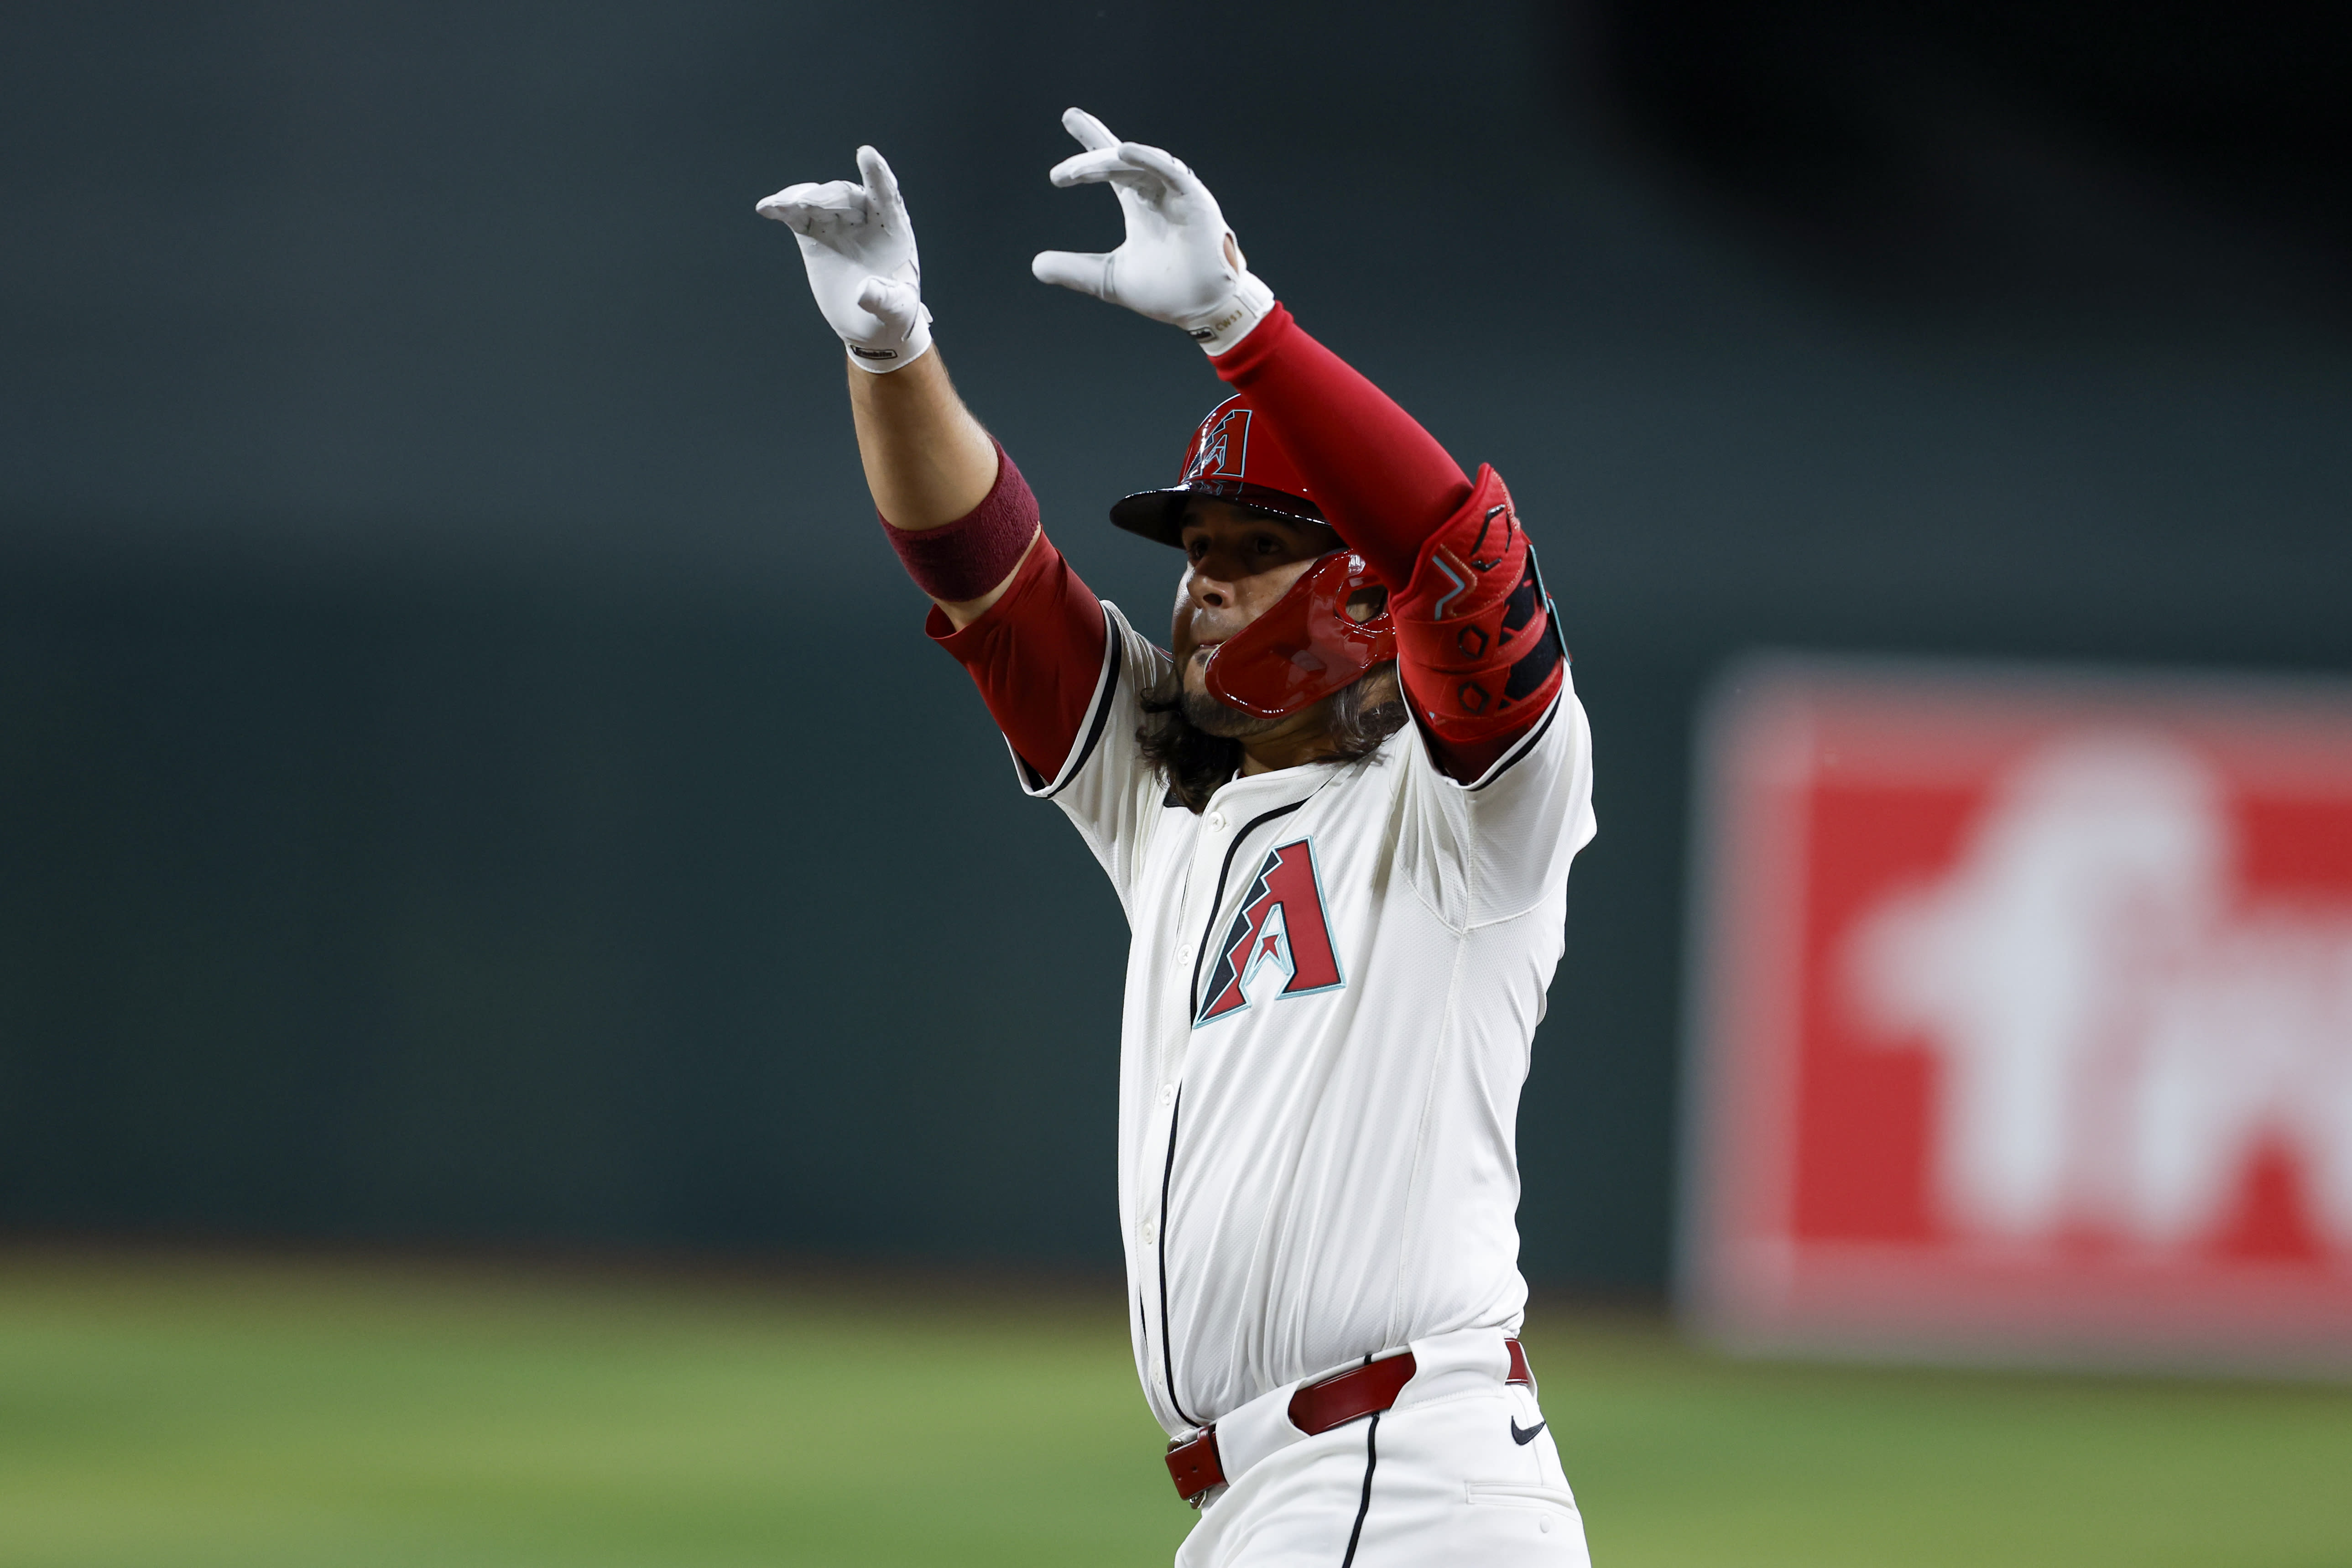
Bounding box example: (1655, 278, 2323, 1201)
(1185, 271, 1273, 357)
(844, 312, 934, 374)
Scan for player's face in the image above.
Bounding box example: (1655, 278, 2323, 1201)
(1170, 501, 1343, 714)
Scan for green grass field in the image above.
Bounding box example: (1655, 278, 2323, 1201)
(1, 1252, 2347, 1568)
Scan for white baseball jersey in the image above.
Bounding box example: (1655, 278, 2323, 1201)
(1012, 600, 1597, 1436)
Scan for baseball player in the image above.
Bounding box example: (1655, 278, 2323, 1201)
(760, 109, 1597, 1566)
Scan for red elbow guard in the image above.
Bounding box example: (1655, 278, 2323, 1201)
(1393, 466, 1566, 744)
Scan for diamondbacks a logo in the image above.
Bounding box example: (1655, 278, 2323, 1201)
(1186, 405, 1251, 484)
(1195, 838, 1343, 1026)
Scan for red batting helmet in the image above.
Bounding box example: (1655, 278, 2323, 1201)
(1111, 394, 1398, 719)
(1109, 393, 1329, 543)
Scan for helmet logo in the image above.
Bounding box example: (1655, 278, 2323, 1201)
(1186, 406, 1250, 483)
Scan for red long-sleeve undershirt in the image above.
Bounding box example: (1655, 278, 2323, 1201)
(932, 305, 1541, 784)
(928, 532, 1104, 783)
(1209, 303, 1472, 591)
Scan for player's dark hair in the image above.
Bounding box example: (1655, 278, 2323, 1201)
(1138, 663, 1408, 815)
(1136, 691, 1239, 813)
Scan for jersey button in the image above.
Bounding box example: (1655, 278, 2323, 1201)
(1158, 1082, 1176, 1107)
(1139, 1217, 1158, 1245)
(1206, 811, 1226, 831)
(1176, 940, 1194, 963)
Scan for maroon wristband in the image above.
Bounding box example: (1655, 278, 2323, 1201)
(880, 439, 1041, 603)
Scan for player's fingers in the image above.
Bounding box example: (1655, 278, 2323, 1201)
(1048, 147, 1143, 188)
(1032, 248, 1113, 300)
(1116, 141, 1205, 199)
(756, 178, 862, 221)
(857, 275, 921, 324)
(754, 181, 824, 220)
(855, 146, 907, 222)
(1061, 105, 1120, 151)
(1048, 152, 1166, 200)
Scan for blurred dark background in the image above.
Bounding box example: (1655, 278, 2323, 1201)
(2, 1, 2346, 1289)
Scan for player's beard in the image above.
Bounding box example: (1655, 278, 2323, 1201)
(1140, 660, 1408, 815)
(1178, 683, 1286, 740)
(1175, 642, 1285, 740)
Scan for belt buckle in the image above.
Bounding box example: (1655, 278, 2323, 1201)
(1165, 1427, 1224, 1507)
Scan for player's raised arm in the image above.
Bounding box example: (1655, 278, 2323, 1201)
(757, 146, 1026, 625)
(1033, 111, 1565, 781)
(756, 146, 1110, 781)
(1030, 109, 1473, 586)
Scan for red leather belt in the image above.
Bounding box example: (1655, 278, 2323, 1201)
(1164, 1337, 1533, 1504)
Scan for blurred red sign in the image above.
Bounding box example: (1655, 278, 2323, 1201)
(1682, 659, 2352, 1370)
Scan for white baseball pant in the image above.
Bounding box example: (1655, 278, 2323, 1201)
(1173, 1325, 1592, 1568)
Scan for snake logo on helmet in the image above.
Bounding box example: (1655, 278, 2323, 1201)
(1110, 394, 1397, 720)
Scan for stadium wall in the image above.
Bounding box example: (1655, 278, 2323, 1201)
(2, 0, 2346, 1288)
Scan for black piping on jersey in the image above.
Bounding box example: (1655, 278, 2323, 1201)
(1157, 1083, 1199, 1429)
(1029, 606, 1125, 799)
(1338, 1408, 1381, 1568)
(1464, 685, 1564, 792)
(1186, 800, 1310, 1020)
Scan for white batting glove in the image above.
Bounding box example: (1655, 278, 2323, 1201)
(756, 146, 934, 373)
(1031, 108, 1274, 356)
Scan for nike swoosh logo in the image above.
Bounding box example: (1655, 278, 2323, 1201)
(1510, 1419, 1546, 1445)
